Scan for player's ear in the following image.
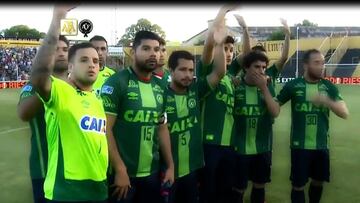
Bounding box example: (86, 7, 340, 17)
(68, 62, 74, 74)
(130, 49, 135, 61)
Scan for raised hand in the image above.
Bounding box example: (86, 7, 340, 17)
(53, 4, 79, 17)
(251, 72, 268, 90)
(234, 14, 247, 28)
(220, 4, 239, 13)
(213, 24, 228, 45)
(280, 18, 291, 35)
(310, 94, 330, 107)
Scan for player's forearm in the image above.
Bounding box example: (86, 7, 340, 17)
(207, 43, 226, 88)
(202, 7, 229, 65)
(158, 124, 174, 170)
(107, 130, 128, 173)
(31, 10, 64, 96)
(242, 26, 251, 55)
(276, 33, 290, 71)
(261, 87, 280, 117)
(325, 100, 349, 119)
(202, 30, 215, 65)
(17, 95, 42, 122)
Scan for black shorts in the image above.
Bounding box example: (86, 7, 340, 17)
(290, 149, 330, 187)
(32, 178, 46, 203)
(234, 151, 272, 190)
(200, 144, 237, 203)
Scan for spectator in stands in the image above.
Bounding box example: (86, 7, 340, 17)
(0, 46, 36, 80)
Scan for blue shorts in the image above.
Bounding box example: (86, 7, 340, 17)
(290, 149, 330, 187)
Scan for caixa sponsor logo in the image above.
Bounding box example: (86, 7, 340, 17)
(80, 116, 106, 134)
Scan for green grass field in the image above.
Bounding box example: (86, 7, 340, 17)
(1, 85, 360, 203)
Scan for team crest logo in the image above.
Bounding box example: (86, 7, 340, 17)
(60, 19, 78, 36)
(188, 98, 196, 108)
(156, 94, 163, 104)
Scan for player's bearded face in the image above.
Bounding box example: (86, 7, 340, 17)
(134, 40, 160, 73)
(70, 48, 100, 86)
(308, 53, 325, 80)
(171, 59, 194, 89)
(224, 43, 234, 66)
(54, 41, 69, 72)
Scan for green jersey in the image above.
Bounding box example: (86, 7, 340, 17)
(276, 77, 343, 150)
(39, 77, 108, 201)
(153, 67, 171, 87)
(233, 79, 276, 154)
(164, 78, 212, 178)
(19, 83, 48, 179)
(196, 60, 236, 146)
(101, 68, 165, 178)
(93, 66, 116, 96)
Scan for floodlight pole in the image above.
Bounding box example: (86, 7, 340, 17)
(296, 26, 299, 78)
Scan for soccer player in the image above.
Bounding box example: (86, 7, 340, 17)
(232, 51, 280, 203)
(30, 5, 108, 203)
(90, 35, 116, 96)
(101, 30, 174, 203)
(17, 34, 69, 203)
(153, 37, 171, 86)
(276, 49, 349, 203)
(198, 5, 250, 203)
(163, 24, 227, 203)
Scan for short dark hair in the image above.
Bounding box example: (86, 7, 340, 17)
(225, 35, 235, 44)
(252, 45, 266, 53)
(159, 37, 166, 46)
(89, 35, 108, 46)
(59, 35, 69, 47)
(242, 51, 269, 69)
(168, 50, 194, 71)
(68, 42, 96, 62)
(303, 49, 321, 64)
(132, 30, 161, 50)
